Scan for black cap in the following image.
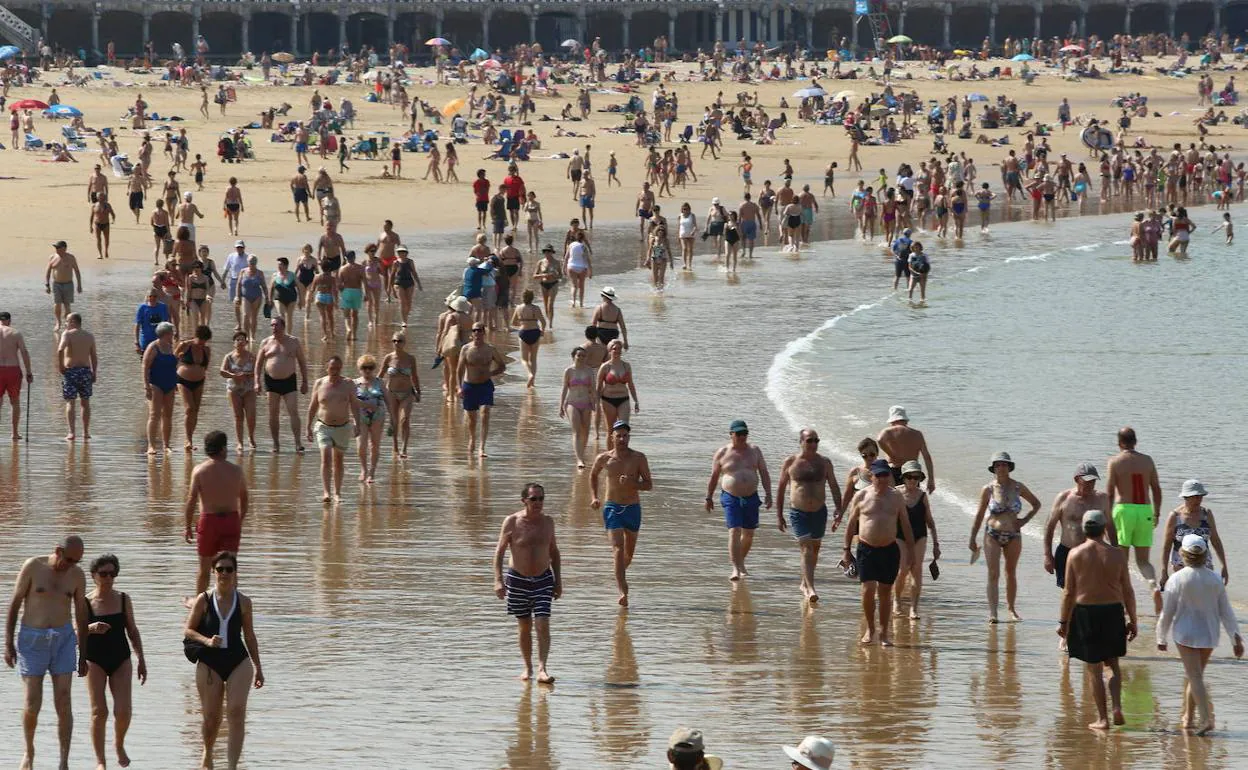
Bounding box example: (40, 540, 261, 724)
(0, 311, 10, 321)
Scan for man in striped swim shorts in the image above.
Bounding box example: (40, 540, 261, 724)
(493, 483, 561, 684)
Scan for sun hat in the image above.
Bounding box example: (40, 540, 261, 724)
(467, 256, 481, 266)
(1074, 462, 1099, 481)
(988, 451, 1015, 473)
(729, 419, 748, 434)
(451, 297, 472, 313)
(783, 735, 836, 770)
(542, 244, 556, 253)
(1181, 479, 1207, 498)
(900, 459, 925, 481)
(1181, 533, 1208, 553)
(869, 458, 892, 477)
(1082, 509, 1107, 528)
(888, 405, 908, 423)
(396, 245, 409, 253)
(668, 727, 703, 752)
(600, 287, 617, 300)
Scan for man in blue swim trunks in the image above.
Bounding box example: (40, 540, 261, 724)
(456, 322, 506, 457)
(776, 428, 844, 603)
(706, 419, 772, 581)
(590, 420, 653, 607)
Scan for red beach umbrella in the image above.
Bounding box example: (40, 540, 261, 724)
(9, 99, 49, 111)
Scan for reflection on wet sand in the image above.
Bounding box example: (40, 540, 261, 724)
(506, 686, 556, 770)
(590, 613, 648, 765)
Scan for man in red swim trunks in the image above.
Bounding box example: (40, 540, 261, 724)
(0, 311, 34, 440)
(183, 430, 248, 601)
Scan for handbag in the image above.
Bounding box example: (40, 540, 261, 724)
(183, 593, 217, 662)
(929, 559, 940, 581)
(262, 301, 273, 319)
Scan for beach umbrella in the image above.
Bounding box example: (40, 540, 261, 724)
(480, 58, 502, 70)
(470, 48, 489, 61)
(1060, 44, 1084, 53)
(425, 37, 451, 46)
(967, 92, 988, 101)
(1235, 45, 1246, 53)
(561, 39, 580, 49)
(832, 89, 857, 100)
(793, 87, 827, 98)
(0, 45, 20, 60)
(953, 49, 972, 56)
(1011, 53, 1034, 61)
(441, 97, 466, 118)
(271, 51, 294, 63)
(45, 104, 82, 117)
(887, 35, 912, 45)
(9, 99, 48, 111)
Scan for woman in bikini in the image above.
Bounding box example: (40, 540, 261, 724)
(183, 551, 264, 770)
(648, 224, 673, 288)
(380, 334, 420, 458)
(933, 186, 950, 239)
(881, 188, 899, 246)
(84, 554, 147, 770)
(893, 461, 940, 620)
(184, 260, 212, 331)
(219, 331, 256, 452)
(434, 296, 472, 403)
(175, 325, 212, 452)
(975, 182, 995, 233)
(443, 142, 459, 182)
(354, 354, 394, 483)
(150, 199, 171, 265)
(311, 260, 337, 341)
(154, 259, 185, 337)
(596, 339, 639, 449)
(423, 142, 442, 182)
(269, 257, 298, 330)
(197, 245, 222, 325)
(968, 451, 1041, 623)
(362, 244, 384, 330)
(524, 191, 544, 255)
(509, 290, 547, 388)
(295, 244, 318, 319)
(559, 347, 597, 468)
(533, 245, 561, 329)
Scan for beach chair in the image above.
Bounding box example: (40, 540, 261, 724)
(24, 133, 42, 150)
(60, 126, 87, 149)
(514, 142, 531, 161)
(498, 128, 512, 145)
(491, 139, 513, 160)
(678, 125, 694, 143)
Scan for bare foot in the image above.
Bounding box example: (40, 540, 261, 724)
(184, 442, 195, 452)
(859, 631, 875, 646)
(536, 669, 555, 684)
(988, 616, 1000, 624)
(1113, 709, 1125, 726)
(96, 762, 106, 770)
(576, 460, 586, 469)
(1196, 720, 1214, 736)
(296, 445, 306, 453)
(729, 569, 741, 581)
(366, 475, 374, 485)
(359, 471, 367, 483)
(271, 446, 281, 453)
(909, 610, 920, 620)
(881, 635, 894, 647)
(1088, 719, 1110, 731)
(617, 593, 629, 607)
(519, 668, 532, 681)
(11, 433, 21, 441)
(808, 591, 819, 604)
(20, 752, 32, 770)
(1180, 714, 1191, 730)
(893, 607, 906, 617)
(1009, 608, 1023, 622)
(146, 446, 158, 455)
(65, 434, 75, 441)
(117, 745, 130, 768)
(479, 450, 488, 457)
(321, 493, 332, 503)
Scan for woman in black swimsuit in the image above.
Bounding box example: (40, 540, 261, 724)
(175, 325, 212, 452)
(85, 554, 147, 770)
(893, 460, 940, 620)
(295, 244, 318, 320)
(184, 551, 264, 769)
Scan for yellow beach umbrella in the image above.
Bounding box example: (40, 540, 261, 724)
(441, 97, 467, 118)
(271, 52, 295, 63)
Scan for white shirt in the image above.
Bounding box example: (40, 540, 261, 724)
(223, 251, 250, 283)
(1157, 565, 1240, 649)
(678, 213, 697, 238)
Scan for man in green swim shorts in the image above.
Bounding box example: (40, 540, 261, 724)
(1104, 426, 1163, 612)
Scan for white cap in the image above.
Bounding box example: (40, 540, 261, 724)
(1181, 533, 1208, 554)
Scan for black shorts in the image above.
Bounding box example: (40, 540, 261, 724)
(570, 169, 582, 183)
(263, 373, 298, 395)
(894, 258, 911, 278)
(129, 191, 144, 210)
(1067, 603, 1127, 664)
(1054, 543, 1070, 588)
(506, 197, 521, 211)
(476, 200, 488, 212)
(856, 541, 901, 585)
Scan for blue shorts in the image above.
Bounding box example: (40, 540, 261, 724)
(580, 195, 594, 209)
(17, 623, 77, 677)
(339, 287, 363, 310)
(740, 219, 758, 241)
(603, 501, 642, 531)
(800, 208, 814, 225)
(460, 379, 495, 411)
(61, 365, 93, 400)
(789, 506, 828, 541)
(295, 142, 308, 154)
(722, 491, 760, 529)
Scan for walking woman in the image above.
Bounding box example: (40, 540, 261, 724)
(524, 191, 544, 254)
(563, 231, 592, 308)
(434, 295, 471, 404)
(142, 322, 179, 454)
(269, 257, 298, 329)
(510, 289, 547, 388)
(596, 339, 638, 448)
(85, 554, 147, 770)
(311, 259, 337, 341)
(444, 142, 459, 182)
(677, 202, 697, 270)
(233, 255, 268, 341)
(391, 246, 422, 328)
(295, 244, 318, 320)
(559, 347, 596, 468)
(362, 245, 384, 330)
(184, 259, 212, 331)
(354, 354, 393, 483)
(968, 451, 1041, 623)
(175, 325, 212, 452)
(893, 460, 940, 619)
(1157, 534, 1244, 735)
(219, 330, 256, 452)
(1161, 480, 1230, 588)
(184, 551, 264, 770)
(380, 333, 420, 458)
(533, 245, 561, 328)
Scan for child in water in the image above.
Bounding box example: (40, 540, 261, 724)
(1213, 212, 1233, 245)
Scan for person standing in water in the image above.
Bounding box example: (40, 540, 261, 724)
(83, 553, 147, 770)
(492, 483, 562, 684)
(776, 428, 844, 603)
(457, 322, 507, 457)
(1057, 510, 1137, 732)
(56, 312, 97, 441)
(306, 355, 362, 503)
(843, 459, 914, 646)
(705, 419, 772, 582)
(589, 421, 653, 607)
(877, 405, 936, 489)
(1105, 426, 1164, 612)
(184, 430, 249, 599)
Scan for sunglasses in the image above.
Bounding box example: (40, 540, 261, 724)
(733, 431, 749, 437)
(873, 471, 892, 478)
(361, 365, 376, 370)
(95, 570, 116, 578)
(527, 495, 545, 502)
(214, 565, 236, 574)
(804, 438, 820, 444)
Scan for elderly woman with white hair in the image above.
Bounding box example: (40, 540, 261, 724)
(1160, 479, 1230, 589)
(1157, 534, 1244, 735)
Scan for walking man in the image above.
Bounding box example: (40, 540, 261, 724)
(0, 311, 34, 440)
(184, 430, 248, 598)
(56, 312, 97, 441)
(254, 317, 308, 453)
(843, 459, 913, 645)
(590, 421, 653, 607)
(1057, 510, 1138, 731)
(306, 355, 361, 502)
(4, 535, 89, 770)
(776, 428, 844, 603)
(457, 321, 506, 457)
(1044, 463, 1113, 592)
(705, 419, 772, 581)
(1105, 426, 1164, 611)
(492, 482, 562, 684)
(45, 241, 83, 332)
(877, 405, 936, 489)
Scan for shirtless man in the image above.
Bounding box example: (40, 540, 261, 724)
(125, 168, 146, 223)
(337, 251, 366, 340)
(776, 428, 844, 603)
(0, 312, 33, 440)
(590, 420, 653, 606)
(254, 317, 309, 452)
(293, 123, 311, 167)
(1044, 463, 1114, 591)
(183, 430, 248, 597)
(86, 164, 109, 205)
(56, 313, 96, 441)
(317, 221, 346, 275)
(5, 535, 89, 770)
(376, 219, 401, 299)
(636, 182, 656, 241)
(567, 150, 584, 200)
(843, 459, 914, 645)
(579, 171, 597, 229)
(45, 241, 83, 332)
(88, 193, 115, 260)
(492, 482, 562, 684)
(877, 405, 936, 491)
(175, 192, 203, 242)
(306, 355, 361, 502)
(290, 165, 312, 222)
(1057, 510, 1138, 731)
(1104, 426, 1163, 611)
(457, 322, 507, 456)
(705, 419, 772, 581)
(737, 193, 760, 259)
(797, 184, 819, 244)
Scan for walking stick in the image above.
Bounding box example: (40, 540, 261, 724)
(24, 375, 30, 443)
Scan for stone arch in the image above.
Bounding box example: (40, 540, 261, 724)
(535, 12, 578, 52)
(394, 13, 434, 56)
(1040, 4, 1080, 38)
(1175, 1, 1215, 38)
(951, 6, 989, 47)
(347, 12, 387, 53)
(48, 8, 92, 53)
(674, 10, 710, 50)
(1130, 2, 1170, 33)
(304, 12, 336, 56)
(584, 10, 624, 51)
(250, 12, 291, 55)
(630, 10, 668, 51)
(491, 10, 531, 51)
(442, 10, 484, 51)
(995, 5, 1034, 41)
(1225, 1, 1248, 35)
(1085, 5, 1126, 39)
(903, 7, 945, 47)
(99, 10, 143, 56)
(786, 10, 808, 45)
(149, 11, 192, 59)
(201, 11, 243, 57)
(812, 8, 852, 49)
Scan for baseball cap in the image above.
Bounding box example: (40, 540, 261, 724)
(729, 419, 748, 434)
(612, 420, 630, 432)
(1181, 533, 1208, 553)
(52, 240, 67, 249)
(869, 459, 892, 477)
(1082, 510, 1107, 528)
(668, 727, 704, 752)
(235, 240, 246, 248)
(0, 311, 10, 321)
(1075, 462, 1099, 481)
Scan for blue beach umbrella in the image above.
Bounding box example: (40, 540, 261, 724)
(46, 104, 83, 117)
(1011, 53, 1034, 61)
(470, 48, 489, 61)
(0, 45, 21, 60)
(967, 92, 988, 102)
